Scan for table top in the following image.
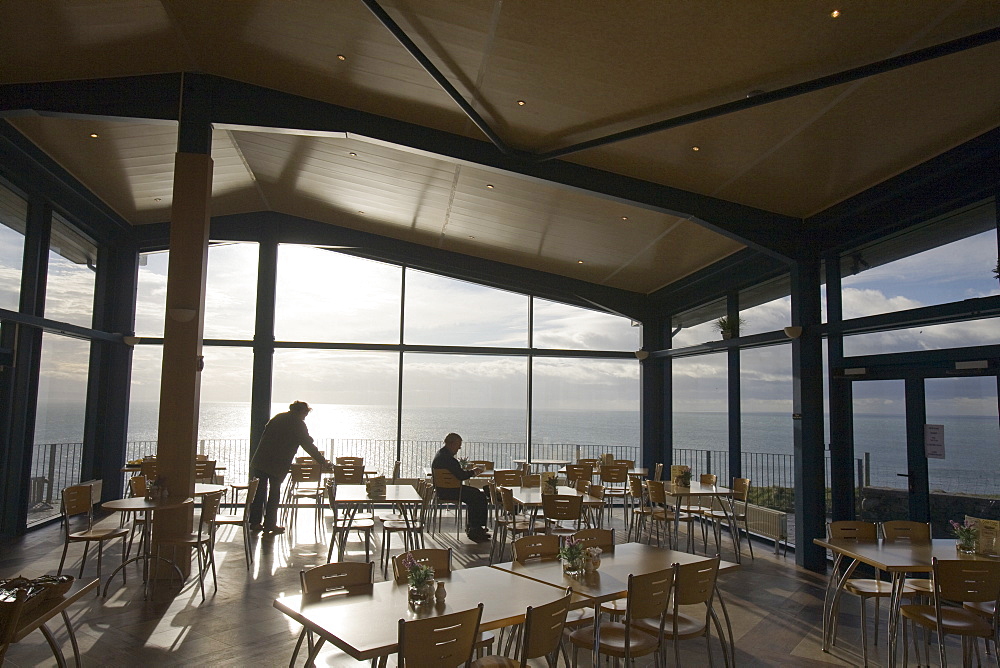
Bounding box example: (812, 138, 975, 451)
(509, 486, 604, 507)
(512, 459, 570, 466)
(560, 467, 648, 477)
(102, 496, 194, 512)
(9, 578, 99, 643)
(273, 565, 567, 661)
(194, 483, 227, 496)
(492, 542, 738, 603)
(332, 484, 422, 503)
(662, 481, 734, 497)
(814, 537, 1000, 572)
(121, 464, 227, 472)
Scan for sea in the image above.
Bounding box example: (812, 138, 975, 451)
(30, 401, 1000, 497)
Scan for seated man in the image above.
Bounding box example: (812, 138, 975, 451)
(431, 432, 491, 543)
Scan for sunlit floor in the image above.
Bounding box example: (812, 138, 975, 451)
(0, 504, 984, 667)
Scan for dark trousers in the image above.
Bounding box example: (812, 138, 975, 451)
(249, 468, 286, 528)
(436, 485, 488, 530)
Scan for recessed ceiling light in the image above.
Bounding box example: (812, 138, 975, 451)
(516, 100, 526, 106)
(830, 9, 840, 17)
(692, 146, 700, 151)
(337, 54, 347, 61)
(468, 235, 476, 239)
(577, 260, 584, 264)
(621, 216, 629, 221)
(358, 211, 365, 215)
(89, 133, 99, 138)
(486, 184, 495, 189)
(348, 152, 357, 157)
(153, 198, 162, 202)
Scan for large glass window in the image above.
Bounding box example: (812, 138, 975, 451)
(740, 345, 794, 506)
(275, 245, 402, 343)
(843, 318, 1000, 356)
(203, 242, 258, 339)
(532, 358, 639, 463)
(401, 353, 527, 476)
(533, 298, 639, 351)
(672, 353, 727, 474)
(404, 269, 528, 346)
(126, 345, 163, 459)
(44, 213, 96, 328)
(740, 293, 791, 337)
(135, 251, 168, 338)
(0, 185, 27, 311)
(29, 333, 90, 526)
(198, 346, 254, 482)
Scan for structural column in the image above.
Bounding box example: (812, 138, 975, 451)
(250, 235, 278, 457)
(790, 256, 826, 571)
(825, 253, 855, 521)
(726, 292, 742, 480)
(640, 310, 669, 472)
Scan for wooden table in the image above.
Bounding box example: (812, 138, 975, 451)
(512, 458, 571, 472)
(814, 537, 1000, 666)
(559, 466, 648, 477)
(194, 483, 227, 496)
(492, 542, 739, 664)
(509, 485, 604, 509)
(3, 577, 98, 667)
(663, 481, 739, 561)
(273, 565, 567, 665)
(329, 485, 423, 560)
(101, 496, 193, 598)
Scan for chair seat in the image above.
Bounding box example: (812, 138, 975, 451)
(844, 578, 918, 597)
(69, 526, 128, 541)
(469, 655, 517, 668)
(565, 606, 596, 627)
(332, 519, 376, 530)
(635, 611, 705, 640)
(159, 532, 210, 546)
(381, 520, 422, 531)
(214, 512, 243, 524)
(964, 600, 996, 617)
(568, 621, 659, 658)
(900, 604, 994, 636)
(906, 578, 933, 593)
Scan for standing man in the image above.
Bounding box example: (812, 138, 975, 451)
(431, 432, 490, 543)
(248, 401, 330, 534)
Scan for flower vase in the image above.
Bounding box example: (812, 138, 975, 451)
(956, 538, 977, 554)
(408, 580, 435, 606)
(562, 558, 586, 578)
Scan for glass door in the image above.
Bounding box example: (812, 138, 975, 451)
(853, 380, 910, 523)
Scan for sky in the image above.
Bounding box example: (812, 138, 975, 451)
(1, 208, 997, 420)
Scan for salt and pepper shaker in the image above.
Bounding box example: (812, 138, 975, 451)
(435, 580, 447, 603)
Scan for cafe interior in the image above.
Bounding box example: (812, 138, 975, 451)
(1, 2, 999, 665)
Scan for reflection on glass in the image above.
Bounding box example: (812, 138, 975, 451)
(0, 185, 27, 311)
(740, 294, 791, 337)
(533, 298, 638, 351)
(204, 242, 258, 339)
(672, 353, 727, 475)
(531, 358, 638, 461)
(404, 269, 528, 346)
(843, 318, 1000, 356)
(740, 345, 793, 456)
(44, 213, 96, 328)
(401, 353, 527, 476)
(275, 245, 401, 343)
(29, 334, 90, 526)
(853, 379, 907, 494)
(273, 349, 400, 472)
(671, 318, 719, 348)
(135, 251, 168, 337)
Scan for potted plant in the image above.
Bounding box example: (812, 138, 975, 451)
(558, 537, 587, 577)
(401, 552, 436, 606)
(716, 315, 746, 340)
(950, 518, 978, 554)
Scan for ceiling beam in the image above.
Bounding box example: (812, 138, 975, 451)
(0, 73, 801, 260)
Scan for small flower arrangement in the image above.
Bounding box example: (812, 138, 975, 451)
(951, 518, 978, 552)
(558, 537, 586, 575)
(457, 457, 471, 470)
(401, 552, 435, 588)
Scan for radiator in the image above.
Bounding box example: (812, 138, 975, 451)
(743, 503, 789, 555)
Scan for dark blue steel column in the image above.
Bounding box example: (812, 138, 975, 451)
(826, 254, 855, 520)
(904, 378, 930, 521)
(250, 234, 278, 458)
(640, 311, 669, 472)
(726, 292, 742, 481)
(791, 256, 826, 571)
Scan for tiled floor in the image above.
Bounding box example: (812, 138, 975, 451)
(0, 506, 979, 666)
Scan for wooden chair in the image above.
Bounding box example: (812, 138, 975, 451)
(512, 534, 560, 563)
(598, 464, 629, 526)
(194, 459, 216, 483)
(644, 480, 693, 548)
(282, 462, 326, 538)
(653, 462, 664, 481)
(335, 456, 364, 467)
(397, 603, 484, 668)
(57, 483, 128, 587)
(637, 556, 726, 668)
(290, 561, 374, 667)
(493, 470, 522, 487)
(568, 566, 672, 666)
(901, 558, 1000, 667)
(612, 459, 634, 468)
(138, 458, 158, 479)
(333, 464, 366, 485)
(576, 458, 599, 468)
(380, 483, 432, 575)
(469, 460, 494, 472)
(702, 476, 753, 558)
(625, 474, 649, 540)
(157, 491, 223, 601)
(571, 527, 615, 553)
(431, 468, 464, 536)
(540, 494, 583, 536)
(585, 484, 605, 528)
(214, 477, 259, 569)
(471, 591, 573, 668)
(563, 464, 593, 487)
(521, 474, 540, 488)
(491, 486, 545, 564)
(124, 475, 149, 558)
(881, 520, 933, 595)
(826, 520, 919, 665)
(392, 548, 453, 583)
(325, 480, 375, 562)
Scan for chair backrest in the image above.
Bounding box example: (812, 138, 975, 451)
(290, 463, 323, 484)
(613, 459, 635, 468)
(627, 473, 645, 498)
(499, 486, 520, 516)
(391, 460, 401, 483)
(392, 548, 452, 583)
(575, 478, 589, 493)
(334, 465, 365, 484)
(397, 603, 483, 668)
(300, 561, 374, 597)
(469, 460, 493, 472)
(571, 528, 615, 552)
(194, 460, 216, 481)
(512, 534, 560, 563)
(493, 470, 522, 487)
(599, 464, 628, 484)
(577, 458, 599, 467)
(336, 456, 364, 467)
(646, 479, 667, 505)
(197, 491, 223, 537)
(731, 477, 751, 503)
(587, 484, 605, 502)
(61, 484, 95, 529)
(241, 478, 261, 521)
(932, 558, 1000, 605)
(521, 474, 540, 488)
(564, 464, 593, 484)
(128, 475, 148, 498)
(700, 473, 717, 485)
(624, 567, 673, 630)
(519, 591, 573, 664)
(541, 494, 583, 522)
(881, 520, 931, 542)
(139, 459, 159, 478)
(432, 468, 461, 490)
(828, 520, 877, 541)
(653, 463, 664, 481)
